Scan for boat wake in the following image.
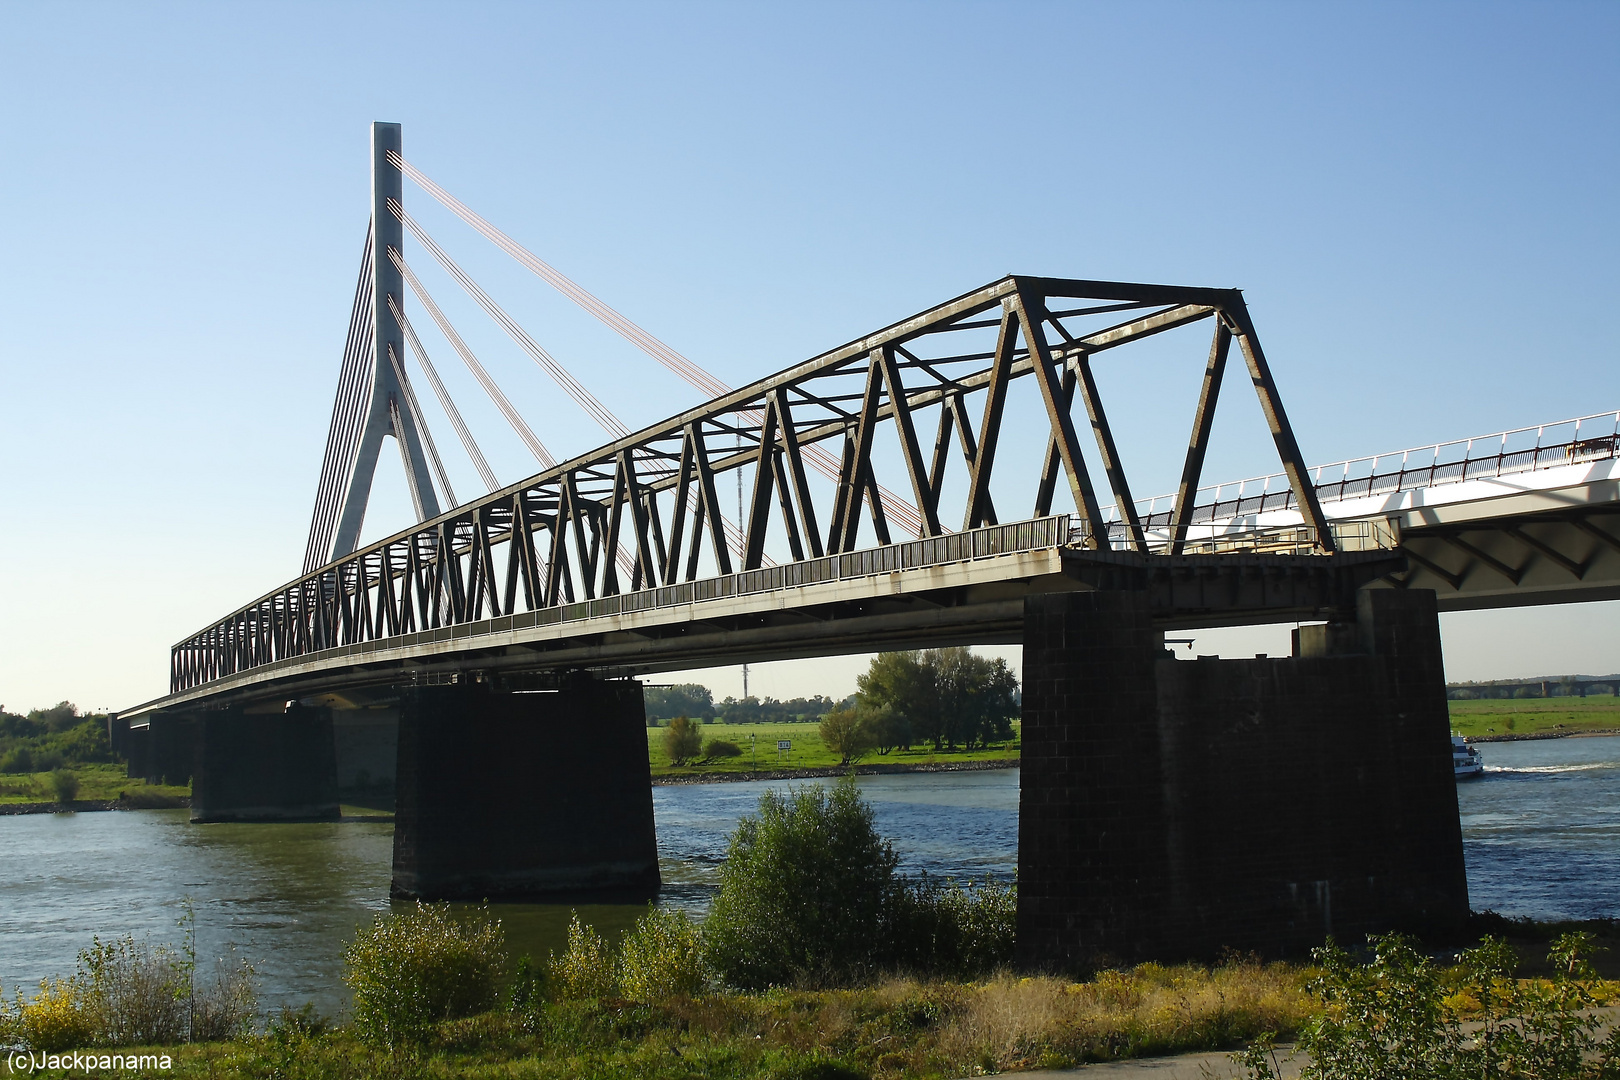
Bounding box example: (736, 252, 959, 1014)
(1484, 762, 1618, 776)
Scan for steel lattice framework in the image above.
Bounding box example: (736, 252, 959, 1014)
(172, 275, 1331, 693)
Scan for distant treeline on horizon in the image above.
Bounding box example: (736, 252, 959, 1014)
(642, 684, 854, 726)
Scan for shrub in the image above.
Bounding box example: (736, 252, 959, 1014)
(1, 746, 33, 774)
(50, 769, 80, 803)
(663, 715, 704, 765)
(547, 912, 618, 1000)
(703, 738, 743, 760)
(704, 777, 898, 988)
(78, 934, 189, 1045)
(344, 901, 506, 1045)
(188, 953, 257, 1041)
(619, 907, 711, 1000)
(1238, 931, 1620, 1079)
(9, 978, 95, 1051)
(889, 877, 1016, 978)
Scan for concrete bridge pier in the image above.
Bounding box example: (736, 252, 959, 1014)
(390, 674, 660, 902)
(125, 713, 194, 787)
(1016, 587, 1469, 971)
(190, 704, 341, 822)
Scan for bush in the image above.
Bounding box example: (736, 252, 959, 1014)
(1, 746, 33, 774)
(703, 738, 743, 760)
(51, 769, 80, 803)
(662, 715, 703, 765)
(547, 912, 618, 1000)
(78, 934, 189, 1045)
(344, 901, 505, 1045)
(619, 907, 711, 1000)
(1239, 931, 1620, 1079)
(188, 953, 257, 1041)
(704, 777, 898, 988)
(8, 978, 95, 1052)
(889, 877, 1016, 978)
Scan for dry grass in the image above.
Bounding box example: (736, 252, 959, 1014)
(928, 960, 1310, 1072)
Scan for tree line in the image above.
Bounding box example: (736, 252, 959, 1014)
(819, 647, 1018, 764)
(0, 702, 113, 774)
(643, 685, 846, 727)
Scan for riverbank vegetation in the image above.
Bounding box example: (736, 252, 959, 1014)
(1449, 697, 1620, 738)
(648, 650, 1021, 778)
(5, 780, 1618, 1077)
(646, 719, 1020, 778)
(0, 761, 188, 808)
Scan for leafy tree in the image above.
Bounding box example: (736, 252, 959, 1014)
(861, 702, 911, 755)
(662, 716, 704, 766)
(857, 648, 1019, 751)
(819, 707, 874, 765)
(704, 777, 898, 988)
(643, 684, 715, 723)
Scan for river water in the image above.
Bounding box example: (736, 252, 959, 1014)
(0, 738, 1614, 1016)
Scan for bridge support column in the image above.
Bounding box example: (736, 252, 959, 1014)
(190, 705, 340, 822)
(142, 713, 195, 787)
(124, 723, 150, 782)
(391, 675, 659, 901)
(1016, 588, 1468, 971)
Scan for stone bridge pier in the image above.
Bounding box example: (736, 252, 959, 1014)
(1016, 587, 1469, 970)
(190, 703, 341, 822)
(390, 674, 660, 902)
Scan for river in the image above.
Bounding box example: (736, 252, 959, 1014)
(0, 738, 1614, 1016)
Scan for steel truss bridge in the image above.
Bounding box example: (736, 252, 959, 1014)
(122, 124, 1620, 722)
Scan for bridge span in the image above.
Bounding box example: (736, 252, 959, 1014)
(112, 123, 1616, 969)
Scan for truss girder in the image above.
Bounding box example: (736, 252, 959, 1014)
(172, 275, 1327, 693)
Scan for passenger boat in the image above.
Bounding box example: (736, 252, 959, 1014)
(1453, 735, 1484, 780)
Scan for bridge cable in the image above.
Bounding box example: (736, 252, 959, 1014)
(389, 155, 924, 538)
(392, 202, 763, 565)
(387, 343, 458, 509)
(388, 295, 501, 492)
(305, 223, 379, 573)
(393, 200, 628, 439)
(391, 249, 558, 471)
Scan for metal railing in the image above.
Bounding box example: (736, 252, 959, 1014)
(173, 515, 1073, 693)
(1109, 410, 1620, 531)
(1071, 519, 1397, 556)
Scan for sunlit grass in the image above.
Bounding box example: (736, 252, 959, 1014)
(647, 719, 1020, 778)
(1449, 697, 1620, 738)
(0, 762, 187, 806)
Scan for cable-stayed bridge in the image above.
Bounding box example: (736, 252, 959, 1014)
(114, 123, 1618, 969)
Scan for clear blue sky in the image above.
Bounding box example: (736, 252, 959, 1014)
(2, 1, 1616, 713)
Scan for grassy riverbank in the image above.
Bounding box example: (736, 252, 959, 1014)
(647, 720, 1020, 780)
(1448, 697, 1620, 739)
(0, 762, 187, 807)
(8, 961, 1311, 1079)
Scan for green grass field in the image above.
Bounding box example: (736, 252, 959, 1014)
(1448, 696, 1620, 738)
(646, 719, 1020, 778)
(0, 762, 189, 806)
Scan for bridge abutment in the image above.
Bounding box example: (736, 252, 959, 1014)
(1016, 588, 1468, 971)
(190, 705, 341, 822)
(390, 675, 659, 902)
